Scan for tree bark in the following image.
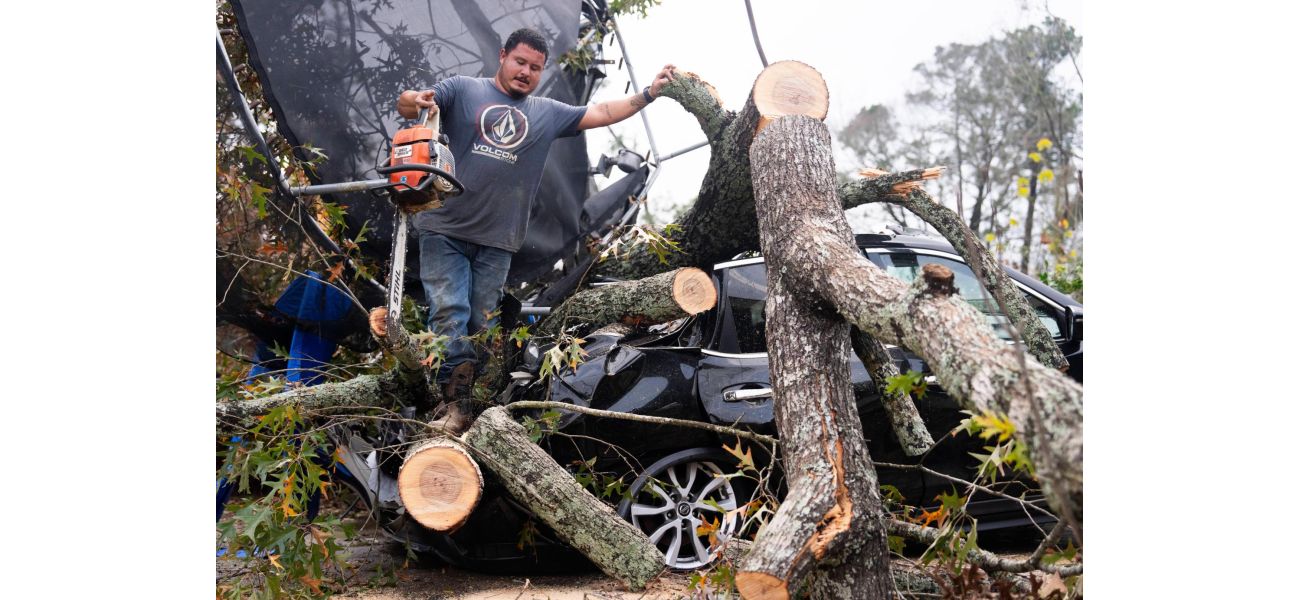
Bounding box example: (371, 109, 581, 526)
(840, 178, 1069, 371)
(539, 267, 715, 336)
(366, 306, 443, 411)
(849, 329, 934, 456)
(736, 115, 895, 600)
(776, 116, 1082, 528)
(215, 370, 417, 432)
(597, 62, 829, 280)
(460, 407, 664, 590)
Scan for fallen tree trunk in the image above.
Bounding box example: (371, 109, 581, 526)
(840, 176, 1068, 371)
(735, 114, 895, 600)
(460, 407, 664, 590)
(598, 61, 829, 281)
(755, 115, 1083, 531)
(539, 266, 715, 336)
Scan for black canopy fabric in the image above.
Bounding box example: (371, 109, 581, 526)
(231, 0, 603, 287)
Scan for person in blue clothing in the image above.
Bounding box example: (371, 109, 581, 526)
(396, 28, 675, 432)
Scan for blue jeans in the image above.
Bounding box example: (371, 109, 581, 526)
(418, 232, 513, 382)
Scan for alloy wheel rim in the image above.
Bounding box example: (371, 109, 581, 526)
(628, 459, 740, 570)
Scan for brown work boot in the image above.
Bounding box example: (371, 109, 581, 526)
(428, 401, 470, 436)
(443, 362, 476, 405)
(434, 362, 477, 435)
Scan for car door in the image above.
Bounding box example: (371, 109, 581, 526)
(696, 259, 778, 435)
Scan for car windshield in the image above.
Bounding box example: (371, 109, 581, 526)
(869, 251, 1062, 341)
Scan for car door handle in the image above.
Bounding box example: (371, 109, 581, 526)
(723, 387, 773, 402)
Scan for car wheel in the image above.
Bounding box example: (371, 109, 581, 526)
(617, 448, 751, 571)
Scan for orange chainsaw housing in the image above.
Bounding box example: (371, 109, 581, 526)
(388, 125, 435, 191)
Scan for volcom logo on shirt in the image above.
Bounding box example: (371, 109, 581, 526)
(473, 104, 529, 164)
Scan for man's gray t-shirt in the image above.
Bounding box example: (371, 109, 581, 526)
(412, 76, 587, 253)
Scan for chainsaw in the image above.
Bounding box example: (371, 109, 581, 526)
(291, 107, 464, 330)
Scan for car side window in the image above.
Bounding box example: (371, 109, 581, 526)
(868, 251, 1062, 340)
(717, 264, 769, 354)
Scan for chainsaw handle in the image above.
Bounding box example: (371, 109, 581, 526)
(417, 107, 440, 136)
(375, 162, 465, 197)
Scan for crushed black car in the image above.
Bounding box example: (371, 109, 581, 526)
(335, 229, 1083, 572)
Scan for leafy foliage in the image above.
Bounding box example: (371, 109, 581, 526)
(216, 405, 353, 599)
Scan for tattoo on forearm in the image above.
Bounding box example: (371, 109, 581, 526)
(630, 95, 648, 110)
(602, 104, 614, 120)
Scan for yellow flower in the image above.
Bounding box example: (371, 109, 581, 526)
(1065, 229, 1073, 238)
(1037, 138, 1053, 152)
(1009, 217, 1019, 226)
(1017, 176, 1029, 187)
(1038, 168, 1055, 183)
(1069, 249, 1078, 258)
(984, 232, 996, 242)
(1017, 186, 1030, 198)
(1059, 218, 1069, 228)
(1028, 152, 1043, 163)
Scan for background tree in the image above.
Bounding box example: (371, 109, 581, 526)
(837, 16, 1082, 285)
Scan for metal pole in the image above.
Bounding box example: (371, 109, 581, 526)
(217, 29, 387, 297)
(217, 31, 293, 198)
(743, 0, 770, 68)
(610, 15, 661, 164)
(653, 140, 709, 164)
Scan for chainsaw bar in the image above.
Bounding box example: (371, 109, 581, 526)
(386, 209, 409, 330)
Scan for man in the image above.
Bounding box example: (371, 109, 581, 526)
(396, 28, 675, 431)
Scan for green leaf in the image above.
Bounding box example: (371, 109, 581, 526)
(235, 502, 274, 541)
(250, 183, 271, 219)
(238, 146, 267, 166)
(936, 488, 967, 513)
(1041, 539, 1077, 566)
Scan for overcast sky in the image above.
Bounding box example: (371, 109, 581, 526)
(583, 0, 1084, 223)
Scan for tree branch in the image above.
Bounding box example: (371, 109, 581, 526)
(505, 400, 777, 446)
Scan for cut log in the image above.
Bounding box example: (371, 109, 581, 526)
(397, 438, 482, 532)
(460, 407, 664, 590)
(751, 60, 830, 135)
(736, 112, 895, 600)
(597, 62, 829, 280)
(539, 267, 715, 336)
(758, 115, 1084, 532)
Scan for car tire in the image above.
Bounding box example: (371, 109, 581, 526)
(616, 447, 754, 571)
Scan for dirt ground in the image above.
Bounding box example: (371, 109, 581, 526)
(216, 492, 1054, 599)
(216, 517, 700, 599)
(218, 537, 697, 599)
